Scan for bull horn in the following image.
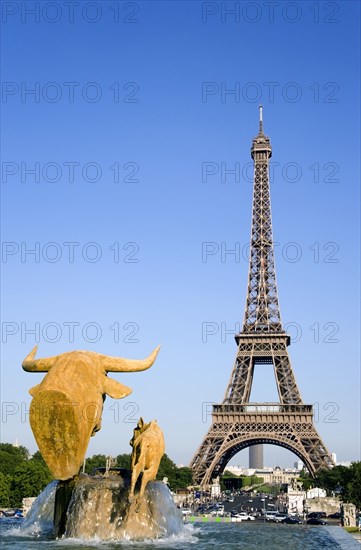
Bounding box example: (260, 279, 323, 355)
(22, 346, 59, 372)
(102, 345, 160, 372)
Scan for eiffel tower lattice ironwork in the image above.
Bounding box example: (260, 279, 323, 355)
(190, 107, 334, 486)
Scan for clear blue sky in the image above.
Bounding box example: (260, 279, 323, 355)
(1, 1, 360, 468)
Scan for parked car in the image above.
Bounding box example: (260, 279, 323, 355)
(281, 516, 303, 524)
(328, 512, 341, 519)
(273, 513, 288, 522)
(238, 512, 255, 521)
(211, 506, 225, 517)
(308, 511, 326, 519)
(181, 508, 192, 516)
(265, 511, 278, 521)
(307, 517, 328, 525)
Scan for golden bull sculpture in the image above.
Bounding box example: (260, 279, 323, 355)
(129, 417, 165, 503)
(22, 345, 160, 480)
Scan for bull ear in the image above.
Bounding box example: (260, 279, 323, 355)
(29, 383, 41, 396)
(103, 377, 132, 399)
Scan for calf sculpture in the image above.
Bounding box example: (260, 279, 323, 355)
(22, 345, 160, 480)
(129, 417, 165, 504)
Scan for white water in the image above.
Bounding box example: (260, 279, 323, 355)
(20, 480, 58, 536)
(18, 476, 184, 541)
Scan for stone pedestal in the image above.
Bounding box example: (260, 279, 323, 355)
(22, 472, 183, 541)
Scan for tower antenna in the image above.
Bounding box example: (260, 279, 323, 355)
(259, 104, 263, 133)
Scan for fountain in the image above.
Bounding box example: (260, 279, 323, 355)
(20, 346, 184, 541)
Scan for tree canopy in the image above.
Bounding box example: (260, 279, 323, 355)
(83, 454, 107, 474)
(314, 463, 361, 509)
(11, 461, 53, 507)
(0, 444, 29, 476)
(0, 444, 193, 507)
(116, 454, 131, 469)
(1, 442, 359, 510)
(156, 454, 193, 490)
(0, 444, 53, 507)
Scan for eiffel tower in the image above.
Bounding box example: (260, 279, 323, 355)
(190, 107, 334, 486)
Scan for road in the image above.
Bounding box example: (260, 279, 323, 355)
(221, 493, 279, 515)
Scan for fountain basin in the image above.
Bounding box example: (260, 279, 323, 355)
(22, 470, 183, 541)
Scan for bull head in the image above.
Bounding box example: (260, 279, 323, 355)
(22, 345, 160, 480)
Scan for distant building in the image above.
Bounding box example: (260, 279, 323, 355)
(249, 445, 263, 469)
(287, 492, 304, 515)
(256, 467, 300, 485)
(307, 487, 326, 499)
(225, 465, 243, 476)
(223, 465, 301, 485)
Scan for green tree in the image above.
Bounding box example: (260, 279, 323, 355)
(250, 475, 263, 485)
(155, 454, 191, 491)
(223, 470, 237, 477)
(240, 476, 250, 486)
(84, 454, 107, 474)
(313, 463, 361, 509)
(316, 465, 353, 496)
(0, 444, 29, 476)
(175, 467, 193, 488)
(345, 462, 361, 509)
(298, 468, 313, 491)
(257, 484, 274, 494)
(31, 450, 47, 464)
(116, 454, 131, 469)
(221, 472, 243, 491)
(0, 443, 28, 461)
(10, 461, 53, 507)
(156, 454, 178, 488)
(156, 456, 193, 491)
(0, 472, 12, 507)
